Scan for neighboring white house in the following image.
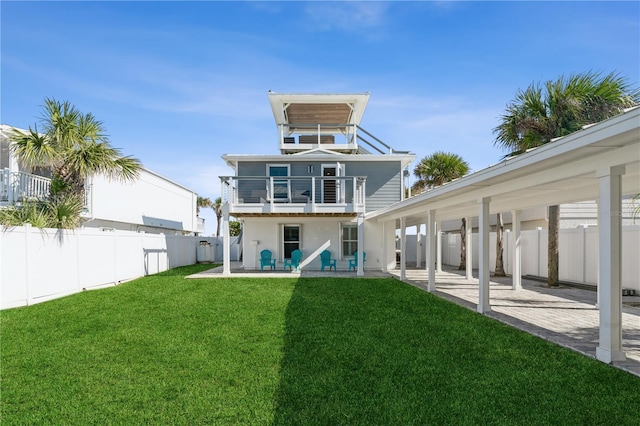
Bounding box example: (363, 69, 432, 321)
(0, 124, 201, 235)
(219, 92, 415, 274)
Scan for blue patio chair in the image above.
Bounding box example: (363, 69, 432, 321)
(320, 250, 337, 271)
(284, 249, 303, 271)
(348, 251, 366, 271)
(260, 249, 277, 271)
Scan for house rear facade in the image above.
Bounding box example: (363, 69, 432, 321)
(220, 93, 415, 273)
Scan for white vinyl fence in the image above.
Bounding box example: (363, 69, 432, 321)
(0, 225, 239, 310)
(406, 225, 639, 292)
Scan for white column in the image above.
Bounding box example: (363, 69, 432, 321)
(595, 166, 626, 363)
(478, 198, 491, 313)
(465, 216, 473, 280)
(400, 217, 406, 281)
(416, 227, 422, 269)
(222, 204, 231, 276)
(436, 221, 442, 273)
(381, 221, 388, 273)
(511, 209, 522, 290)
(427, 210, 436, 292)
(357, 213, 364, 276)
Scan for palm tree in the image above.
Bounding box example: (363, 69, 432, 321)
(197, 196, 213, 216)
(493, 71, 639, 286)
(412, 151, 469, 195)
(213, 197, 223, 237)
(8, 98, 141, 228)
(412, 151, 470, 270)
(494, 213, 506, 276)
(11, 98, 141, 202)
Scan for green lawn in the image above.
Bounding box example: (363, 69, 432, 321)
(1, 264, 639, 425)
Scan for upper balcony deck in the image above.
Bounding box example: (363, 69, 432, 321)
(220, 175, 366, 216)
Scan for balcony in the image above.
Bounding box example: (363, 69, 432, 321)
(220, 175, 366, 215)
(277, 123, 410, 156)
(1, 168, 51, 204)
(1, 168, 92, 216)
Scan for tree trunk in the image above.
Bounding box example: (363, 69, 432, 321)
(216, 213, 222, 237)
(494, 213, 506, 276)
(458, 218, 466, 270)
(547, 205, 560, 287)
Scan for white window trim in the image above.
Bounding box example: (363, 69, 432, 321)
(281, 223, 301, 261)
(321, 163, 345, 204)
(340, 222, 358, 260)
(267, 163, 291, 202)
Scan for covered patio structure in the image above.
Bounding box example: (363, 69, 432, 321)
(367, 107, 640, 365)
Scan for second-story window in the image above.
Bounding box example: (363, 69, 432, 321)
(267, 164, 290, 202)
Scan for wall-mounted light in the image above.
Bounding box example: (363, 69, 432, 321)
(308, 165, 314, 173)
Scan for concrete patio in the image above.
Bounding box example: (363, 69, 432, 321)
(188, 263, 640, 377)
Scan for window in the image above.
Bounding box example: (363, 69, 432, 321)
(267, 164, 290, 201)
(283, 225, 301, 259)
(341, 223, 358, 258)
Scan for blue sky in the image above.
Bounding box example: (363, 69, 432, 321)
(2, 1, 638, 235)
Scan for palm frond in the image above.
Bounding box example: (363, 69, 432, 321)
(413, 151, 470, 190)
(0, 201, 51, 229)
(9, 127, 58, 170)
(46, 194, 85, 229)
(494, 71, 639, 156)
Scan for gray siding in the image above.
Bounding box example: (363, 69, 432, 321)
(345, 161, 402, 212)
(236, 159, 402, 210)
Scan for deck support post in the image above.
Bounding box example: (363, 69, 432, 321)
(400, 217, 406, 281)
(357, 213, 364, 276)
(222, 204, 231, 276)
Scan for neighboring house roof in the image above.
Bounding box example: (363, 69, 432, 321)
(368, 106, 640, 225)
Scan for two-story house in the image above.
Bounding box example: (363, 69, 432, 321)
(1, 124, 200, 235)
(219, 93, 415, 275)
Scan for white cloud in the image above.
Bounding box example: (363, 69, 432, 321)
(303, 2, 390, 33)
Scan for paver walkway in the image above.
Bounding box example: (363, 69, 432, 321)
(189, 263, 640, 377)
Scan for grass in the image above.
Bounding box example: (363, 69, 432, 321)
(1, 264, 639, 425)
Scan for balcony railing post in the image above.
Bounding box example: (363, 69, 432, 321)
(311, 177, 316, 212)
(4, 169, 13, 202)
(353, 177, 357, 205)
(269, 177, 274, 213)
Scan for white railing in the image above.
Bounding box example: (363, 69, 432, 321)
(220, 175, 366, 211)
(0, 168, 51, 203)
(1, 168, 92, 216)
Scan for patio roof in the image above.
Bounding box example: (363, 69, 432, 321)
(268, 92, 370, 133)
(367, 107, 640, 226)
